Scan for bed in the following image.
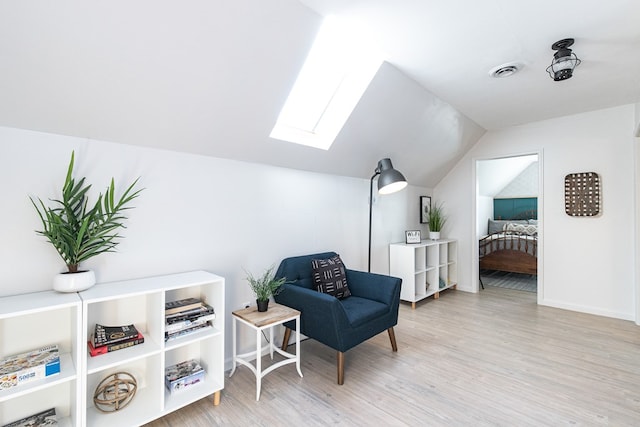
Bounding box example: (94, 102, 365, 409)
(479, 219, 538, 276)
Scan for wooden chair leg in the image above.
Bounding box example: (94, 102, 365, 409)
(281, 327, 292, 351)
(388, 327, 398, 352)
(337, 351, 345, 385)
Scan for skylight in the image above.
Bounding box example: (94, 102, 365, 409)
(270, 17, 383, 150)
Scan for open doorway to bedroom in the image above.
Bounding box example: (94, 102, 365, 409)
(475, 154, 539, 294)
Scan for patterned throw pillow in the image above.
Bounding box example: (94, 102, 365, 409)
(504, 222, 537, 235)
(311, 255, 352, 299)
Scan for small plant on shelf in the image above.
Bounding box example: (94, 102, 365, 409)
(245, 265, 286, 312)
(427, 202, 447, 239)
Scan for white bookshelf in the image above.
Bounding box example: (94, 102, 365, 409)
(390, 239, 458, 309)
(79, 270, 225, 427)
(0, 271, 224, 427)
(0, 291, 82, 427)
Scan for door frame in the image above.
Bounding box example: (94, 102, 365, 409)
(471, 150, 543, 303)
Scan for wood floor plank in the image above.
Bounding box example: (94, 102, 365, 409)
(145, 287, 640, 426)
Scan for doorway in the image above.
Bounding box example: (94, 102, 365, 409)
(474, 153, 542, 298)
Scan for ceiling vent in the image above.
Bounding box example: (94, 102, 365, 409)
(489, 62, 522, 78)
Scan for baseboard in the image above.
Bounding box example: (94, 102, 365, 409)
(540, 298, 635, 321)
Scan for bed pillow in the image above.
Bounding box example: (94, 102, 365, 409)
(488, 219, 528, 234)
(504, 222, 537, 235)
(311, 255, 352, 299)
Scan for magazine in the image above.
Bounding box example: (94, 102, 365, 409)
(165, 297, 204, 315)
(2, 407, 57, 427)
(93, 324, 140, 347)
(165, 304, 214, 324)
(165, 313, 215, 334)
(165, 359, 205, 393)
(165, 322, 211, 342)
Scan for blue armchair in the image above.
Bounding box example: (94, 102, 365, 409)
(274, 252, 401, 384)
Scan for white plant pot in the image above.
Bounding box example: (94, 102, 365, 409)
(429, 231, 441, 240)
(53, 270, 96, 293)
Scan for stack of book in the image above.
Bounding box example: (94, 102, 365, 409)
(164, 359, 205, 393)
(165, 297, 215, 342)
(0, 345, 60, 390)
(88, 324, 144, 357)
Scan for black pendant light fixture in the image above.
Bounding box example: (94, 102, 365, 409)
(546, 38, 581, 81)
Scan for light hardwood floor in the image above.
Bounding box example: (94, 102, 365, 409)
(145, 287, 640, 426)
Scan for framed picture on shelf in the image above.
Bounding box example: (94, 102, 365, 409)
(420, 196, 431, 224)
(405, 230, 421, 244)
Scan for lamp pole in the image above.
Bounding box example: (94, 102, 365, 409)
(368, 158, 407, 273)
(368, 171, 378, 272)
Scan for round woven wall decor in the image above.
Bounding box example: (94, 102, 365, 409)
(93, 371, 138, 413)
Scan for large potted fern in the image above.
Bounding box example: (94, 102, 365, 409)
(30, 151, 143, 292)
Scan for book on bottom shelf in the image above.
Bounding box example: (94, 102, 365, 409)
(0, 345, 60, 391)
(2, 407, 57, 427)
(165, 359, 205, 393)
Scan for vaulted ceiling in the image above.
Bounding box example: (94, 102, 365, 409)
(1, 1, 638, 187)
(301, 0, 640, 130)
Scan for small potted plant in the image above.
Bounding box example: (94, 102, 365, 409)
(245, 265, 286, 312)
(30, 151, 143, 292)
(427, 202, 447, 240)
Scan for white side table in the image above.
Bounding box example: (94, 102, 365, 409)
(229, 302, 303, 400)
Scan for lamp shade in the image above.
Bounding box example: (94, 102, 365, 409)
(368, 157, 407, 272)
(376, 158, 408, 194)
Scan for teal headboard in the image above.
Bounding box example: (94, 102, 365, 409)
(494, 197, 537, 220)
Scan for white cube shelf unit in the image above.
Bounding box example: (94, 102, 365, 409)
(79, 270, 225, 427)
(390, 239, 458, 309)
(0, 291, 82, 427)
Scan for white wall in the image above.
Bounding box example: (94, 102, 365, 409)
(477, 155, 537, 197)
(0, 125, 426, 362)
(476, 195, 493, 237)
(435, 104, 636, 321)
(496, 161, 539, 198)
(635, 102, 640, 137)
(635, 103, 640, 325)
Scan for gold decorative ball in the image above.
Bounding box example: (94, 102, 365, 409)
(93, 372, 137, 413)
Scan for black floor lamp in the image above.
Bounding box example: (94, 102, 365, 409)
(368, 158, 407, 272)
